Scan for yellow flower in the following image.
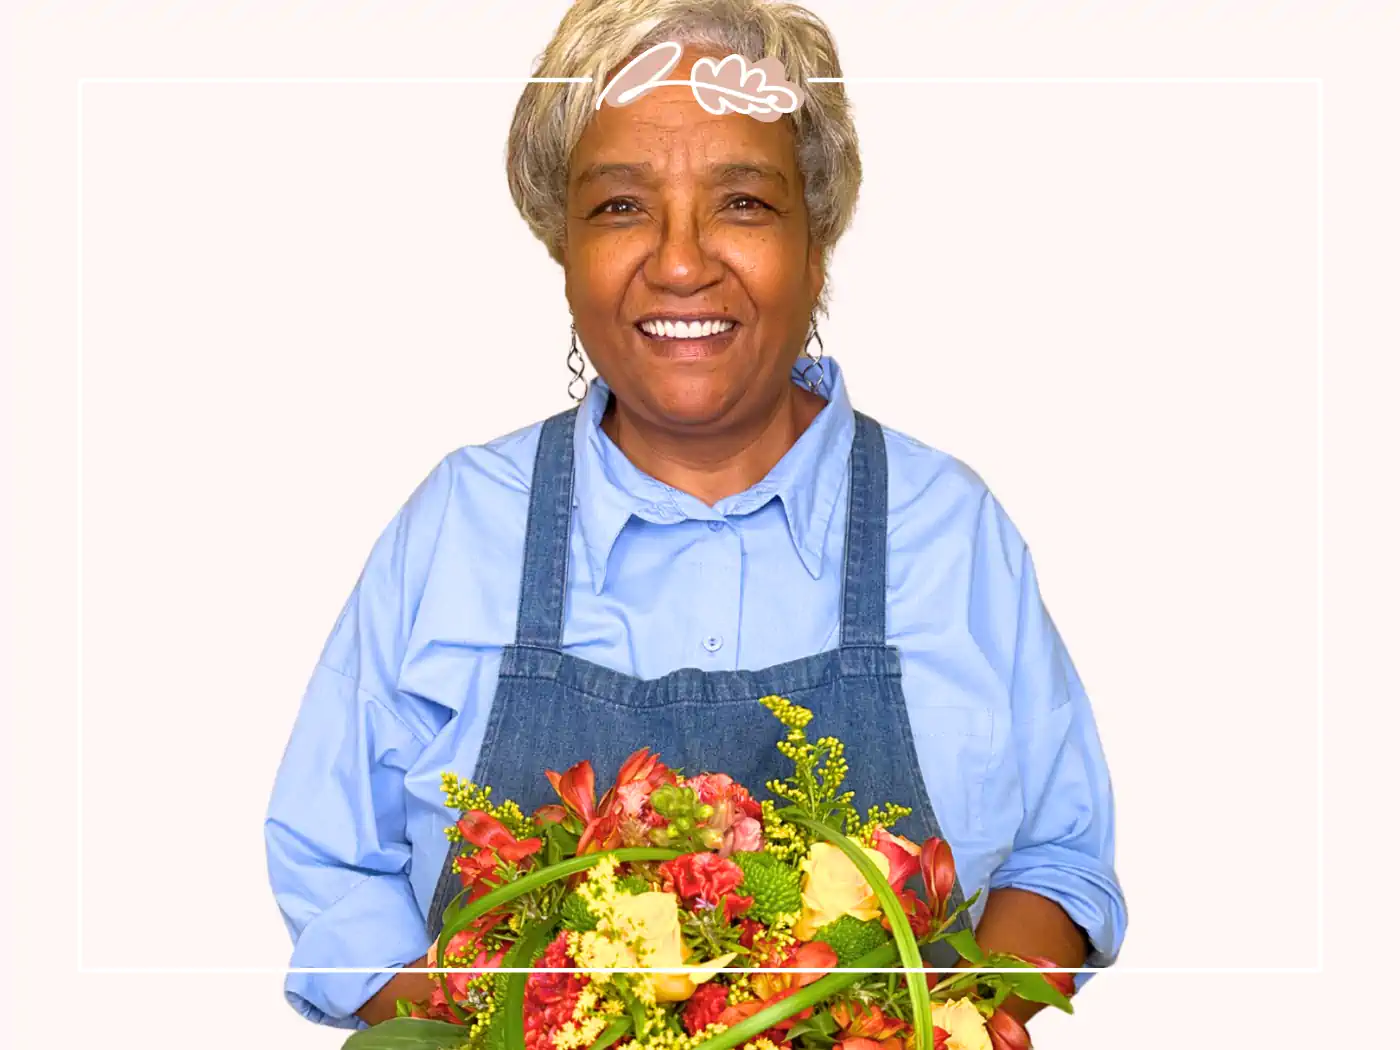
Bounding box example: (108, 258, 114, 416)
(928, 999, 992, 1050)
(793, 842, 891, 939)
(600, 891, 736, 1002)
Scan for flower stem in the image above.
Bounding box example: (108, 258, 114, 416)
(690, 943, 900, 1050)
(779, 812, 935, 1050)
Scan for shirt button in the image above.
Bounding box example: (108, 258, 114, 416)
(708, 521, 724, 533)
(702, 635, 723, 653)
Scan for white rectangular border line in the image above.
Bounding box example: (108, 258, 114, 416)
(75, 75, 1325, 977)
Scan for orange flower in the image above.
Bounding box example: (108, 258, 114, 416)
(831, 1002, 910, 1041)
(920, 837, 957, 920)
(544, 759, 596, 824)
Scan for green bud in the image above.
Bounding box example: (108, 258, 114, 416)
(673, 816, 693, 832)
(698, 828, 724, 850)
(694, 804, 715, 821)
(649, 827, 672, 846)
(666, 824, 681, 839)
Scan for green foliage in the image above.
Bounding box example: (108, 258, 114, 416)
(810, 915, 892, 967)
(559, 889, 598, 932)
(731, 849, 802, 923)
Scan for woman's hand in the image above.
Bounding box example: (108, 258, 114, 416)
(355, 953, 433, 1026)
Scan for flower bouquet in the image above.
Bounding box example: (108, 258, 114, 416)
(344, 697, 1074, 1050)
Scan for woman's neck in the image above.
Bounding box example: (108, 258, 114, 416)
(600, 385, 827, 507)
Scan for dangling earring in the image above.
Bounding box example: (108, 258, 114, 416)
(567, 324, 588, 403)
(798, 313, 826, 394)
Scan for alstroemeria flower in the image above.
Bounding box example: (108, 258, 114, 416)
(870, 827, 921, 891)
(831, 1001, 910, 1041)
(1017, 954, 1075, 1000)
(578, 749, 678, 853)
(985, 1009, 1031, 1050)
(793, 842, 892, 940)
(545, 759, 597, 824)
(927, 999, 992, 1050)
(921, 837, 957, 920)
(457, 811, 542, 864)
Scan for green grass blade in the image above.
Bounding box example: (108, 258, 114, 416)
(780, 813, 934, 1050)
(689, 943, 899, 1050)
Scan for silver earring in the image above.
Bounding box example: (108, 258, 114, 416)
(798, 315, 826, 394)
(567, 325, 588, 403)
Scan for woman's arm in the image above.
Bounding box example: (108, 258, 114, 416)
(266, 461, 454, 1028)
(969, 888, 1089, 1023)
(356, 955, 435, 1026)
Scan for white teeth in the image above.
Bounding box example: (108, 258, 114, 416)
(640, 319, 735, 338)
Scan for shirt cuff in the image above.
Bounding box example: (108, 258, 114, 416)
(283, 872, 433, 1027)
(988, 843, 1127, 992)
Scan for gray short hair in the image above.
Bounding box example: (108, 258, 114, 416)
(506, 0, 861, 314)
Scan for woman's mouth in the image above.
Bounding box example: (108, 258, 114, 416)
(636, 318, 737, 340)
(634, 317, 740, 360)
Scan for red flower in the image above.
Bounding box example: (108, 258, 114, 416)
(578, 748, 678, 853)
(722, 893, 755, 922)
(683, 981, 730, 1035)
(660, 853, 745, 907)
(831, 1002, 909, 1041)
(839, 1039, 906, 1050)
(920, 837, 956, 920)
(545, 760, 597, 824)
(749, 941, 838, 1002)
(870, 828, 921, 892)
(933, 1028, 951, 1050)
(1018, 954, 1075, 1000)
(457, 811, 542, 864)
(986, 1009, 1032, 1050)
(522, 933, 590, 1050)
(885, 887, 932, 938)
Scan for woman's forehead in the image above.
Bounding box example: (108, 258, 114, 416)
(573, 81, 799, 181)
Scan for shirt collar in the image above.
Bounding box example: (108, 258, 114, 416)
(572, 357, 855, 593)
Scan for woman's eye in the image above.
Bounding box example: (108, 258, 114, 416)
(592, 198, 640, 217)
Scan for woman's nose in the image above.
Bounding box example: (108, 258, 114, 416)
(644, 214, 721, 296)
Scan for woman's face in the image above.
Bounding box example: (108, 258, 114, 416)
(563, 47, 824, 432)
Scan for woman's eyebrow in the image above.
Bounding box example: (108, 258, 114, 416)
(711, 163, 790, 191)
(573, 162, 657, 190)
(573, 161, 791, 192)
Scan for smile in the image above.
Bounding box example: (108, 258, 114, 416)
(636, 318, 737, 339)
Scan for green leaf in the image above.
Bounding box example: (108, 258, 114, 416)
(943, 929, 986, 965)
(586, 1016, 633, 1050)
(341, 1018, 473, 1049)
(544, 822, 581, 867)
(501, 918, 563, 1050)
(779, 813, 934, 1050)
(983, 956, 1074, 1014)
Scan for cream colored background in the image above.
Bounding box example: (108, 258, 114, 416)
(3, 1, 1397, 1047)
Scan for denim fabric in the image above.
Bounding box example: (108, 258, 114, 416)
(425, 409, 971, 963)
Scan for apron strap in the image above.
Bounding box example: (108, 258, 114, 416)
(840, 412, 890, 648)
(512, 408, 579, 649)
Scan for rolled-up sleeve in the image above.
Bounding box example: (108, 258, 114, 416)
(988, 543, 1127, 989)
(265, 462, 451, 1026)
(266, 666, 432, 1026)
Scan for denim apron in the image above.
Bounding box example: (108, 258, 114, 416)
(426, 408, 972, 964)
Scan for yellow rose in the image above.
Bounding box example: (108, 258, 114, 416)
(793, 842, 892, 939)
(928, 999, 992, 1050)
(605, 892, 735, 1002)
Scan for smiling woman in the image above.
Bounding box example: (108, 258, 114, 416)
(263, 0, 1127, 1042)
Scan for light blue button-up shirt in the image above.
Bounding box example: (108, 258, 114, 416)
(265, 357, 1127, 1027)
